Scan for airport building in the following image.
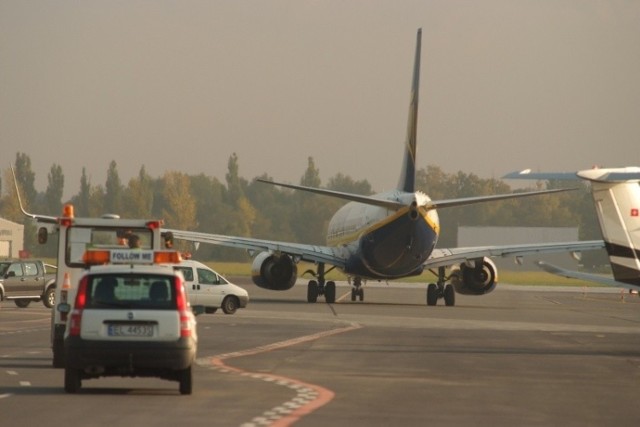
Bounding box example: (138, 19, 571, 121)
(0, 217, 24, 258)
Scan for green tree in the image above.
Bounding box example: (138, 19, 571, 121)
(124, 166, 154, 218)
(225, 153, 246, 206)
(69, 168, 91, 217)
(88, 185, 105, 217)
(13, 153, 37, 209)
(246, 174, 296, 241)
(291, 157, 331, 244)
(12, 153, 37, 251)
(0, 169, 22, 222)
(104, 160, 123, 214)
(327, 173, 372, 195)
(44, 164, 64, 215)
(221, 153, 255, 238)
(161, 171, 197, 233)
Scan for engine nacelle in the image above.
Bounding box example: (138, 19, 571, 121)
(251, 251, 298, 291)
(450, 257, 498, 295)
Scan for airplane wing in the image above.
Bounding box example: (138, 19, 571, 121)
(535, 261, 640, 292)
(165, 229, 347, 269)
(169, 227, 603, 275)
(425, 240, 605, 269)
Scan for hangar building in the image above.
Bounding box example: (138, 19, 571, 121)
(0, 217, 24, 258)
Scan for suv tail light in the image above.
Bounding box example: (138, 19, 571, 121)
(174, 277, 192, 338)
(69, 276, 89, 336)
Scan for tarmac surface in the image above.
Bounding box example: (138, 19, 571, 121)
(1, 279, 639, 426)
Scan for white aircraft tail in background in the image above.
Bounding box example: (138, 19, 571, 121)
(505, 167, 640, 293)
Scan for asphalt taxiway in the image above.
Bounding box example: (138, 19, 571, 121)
(1, 280, 638, 426)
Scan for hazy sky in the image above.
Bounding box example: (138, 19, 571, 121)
(2, 1, 639, 200)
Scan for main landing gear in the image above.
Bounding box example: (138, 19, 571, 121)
(350, 277, 364, 302)
(306, 263, 337, 303)
(426, 266, 456, 307)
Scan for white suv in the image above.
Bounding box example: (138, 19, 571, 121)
(62, 251, 197, 395)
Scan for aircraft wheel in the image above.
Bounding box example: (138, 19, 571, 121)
(427, 283, 438, 306)
(325, 281, 336, 303)
(307, 280, 318, 303)
(444, 284, 455, 307)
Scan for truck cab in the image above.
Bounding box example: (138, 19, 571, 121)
(36, 205, 174, 368)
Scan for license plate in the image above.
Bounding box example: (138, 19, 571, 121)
(107, 323, 154, 337)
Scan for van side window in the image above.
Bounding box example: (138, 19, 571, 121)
(197, 268, 219, 285)
(175, 267, 193, 281)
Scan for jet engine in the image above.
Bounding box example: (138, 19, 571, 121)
(251, 251, 298, 291)
(450, 257, 498, 295)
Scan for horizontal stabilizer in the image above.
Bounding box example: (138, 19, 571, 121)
(256, 179, 406, 210)
(427, 187, 576, 210)
(503, 170, 579, 180)
(536, 261, 640, 292)
(504, 167, 640, 183)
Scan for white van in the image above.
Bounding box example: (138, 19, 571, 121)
(173, 260, 249, 314)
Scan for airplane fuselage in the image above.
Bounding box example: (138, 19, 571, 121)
(326, 190, 440, 279)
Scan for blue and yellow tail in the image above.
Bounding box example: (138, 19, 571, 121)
(397, 29, 421, 193)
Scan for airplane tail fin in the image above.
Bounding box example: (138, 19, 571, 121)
(505, 167, 640, 287)
(584, 173, 640, 287)
(397, 29, 421, 193)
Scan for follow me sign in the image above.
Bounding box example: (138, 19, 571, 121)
(110, 249, 154, 264)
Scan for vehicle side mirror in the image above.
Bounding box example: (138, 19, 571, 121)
(57, 303, 71, 314)
(6, 271, 16, 278)
(38, 227, 48, 244)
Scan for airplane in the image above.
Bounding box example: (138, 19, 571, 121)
(504, 167, 640, 296)
(164, 29, 604, 306)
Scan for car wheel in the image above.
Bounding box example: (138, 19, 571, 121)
(64, 367, 81, 393)
(14, 299, 31, 308)
(221, 296, 239, 315)
(179, 366, 192, 395)
(43, 287, 56, 308)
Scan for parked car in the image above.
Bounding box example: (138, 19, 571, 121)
(0, 259, 56, 308)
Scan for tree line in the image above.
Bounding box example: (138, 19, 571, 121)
(0, 152, 604, 265)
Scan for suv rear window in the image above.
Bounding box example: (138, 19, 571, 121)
(85, 274, 177, 310)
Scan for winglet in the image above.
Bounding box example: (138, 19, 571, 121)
(397, 29, 421, 193)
